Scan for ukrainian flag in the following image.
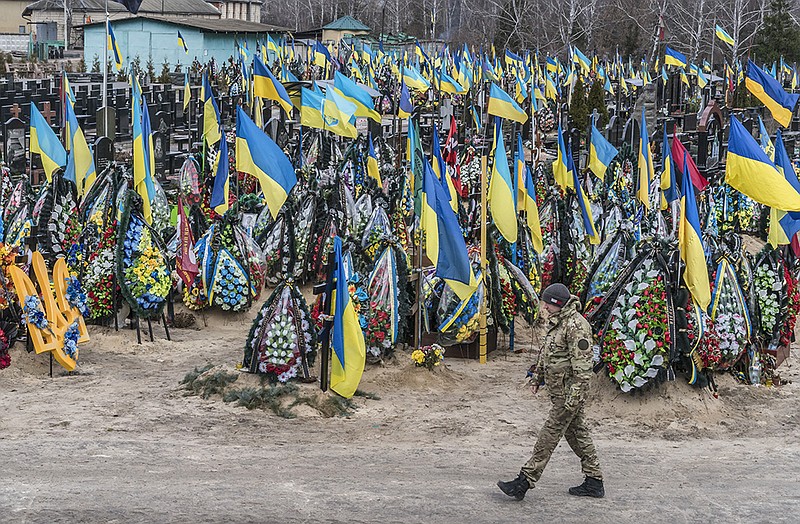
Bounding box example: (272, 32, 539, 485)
(107, 21, 123, 71)
(438, 70, 465, 94)
(333, 71, 380, 123)
(746, 59, 800, 128)
(235, 105, 297, 218)
(470, 104, 482, 131)
(678, 149, 711, 309)
(758, 116, 775, 160)
(553, 124, 572, 190)
(726, 115, 800, 210)
(431, 124, 457, 211)
(505, 50, 523, 69)
(202, 72, 221, 146)
(768, 130, 800, 246)
(300, 86, 325, 129)
(572, 156, 600, 245)
(330, 236, 366, 399)
(29, 102, 66, 181)
(313, 41, 332, 68)
(183, 71, 191, 111)
(403, 66, 431, 91)
(366, 132, 382, 189)
(64, 96, 96, 197)
(514, 133, 526, 205)
(664, 46, 687, 68)
(588, 117, 618, 179)
(487, 83, 528, 124)
(715, 25, 735, 47)
(660, 124, 678, 210)
(421, 158, 477, 300)
(489, 118, 517, 243)
(545, 72, 558, 100)
(522, 159, 543, 253)
(573, 47, 591, 74)
(267, 34, 280, 57)
(177, 30, 188, 54)
(398, 80, 413, 118)
(132, 83, 156, 223)
(323, 87, 358, 139)
(253, 55, 293, 114)
(637, 108, 654, 210)
(210, 134, 229, 215)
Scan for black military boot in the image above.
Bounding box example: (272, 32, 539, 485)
(497, 472, 531, 500)
(568, 477, 605, 498)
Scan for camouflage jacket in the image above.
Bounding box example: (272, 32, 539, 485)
(533, 296, 594, 388)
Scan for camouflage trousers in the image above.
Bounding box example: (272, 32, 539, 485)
(520, 392, 602, 486)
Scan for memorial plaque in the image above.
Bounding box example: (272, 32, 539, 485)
(94, 136, 113, 172)
(152, 131, 167, 176)
(97, 106, 117, 140)
(3, 117, 26, 174)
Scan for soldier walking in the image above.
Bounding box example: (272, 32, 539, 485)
(498, 283, 604, 500)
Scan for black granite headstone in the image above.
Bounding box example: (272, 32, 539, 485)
(94, 136, 113, 172)
(4, 117, 26, 174)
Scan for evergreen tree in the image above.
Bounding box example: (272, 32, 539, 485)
(569, 76, 589, 137)
(755, 0, 800, 65)
(587, 78, 609, 128)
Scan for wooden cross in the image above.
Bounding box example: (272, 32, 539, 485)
(40, 102, 55, 125)
(9, 103, 20, 119)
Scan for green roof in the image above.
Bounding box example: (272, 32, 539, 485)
(322, 15, 370, 32)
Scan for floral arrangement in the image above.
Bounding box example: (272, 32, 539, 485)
(779, 263, 800, 348)
(85, 247, 117, 319)
(63, 321, 80, 359)
(182, 274, 207, 311)
(65, 276, 90, 317)
(347, 273, 369, 329)
(600, 257, 671, 392)
(364, 246, 400, 359)
(209, 250, 249, 311)
(23, 295, 49, 331)
(178, 156, 201, 204)
(437, 283, 483, 344)
(244, 282, 316, 383)
(121, 218, 171, 316)
(292, 195, 316, 281)
(4, 204, 31, 249)
(712, 185, 759, 235)
(709, 258, 751, 369)
(0, 243, 17, 310)
(753, 261, 782, 345)
(412, 344, 445, 370)
(0, 321, 17, 370)
(361, 206, 393, 262)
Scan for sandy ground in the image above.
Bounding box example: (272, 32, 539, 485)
(2, 309, 800, 523)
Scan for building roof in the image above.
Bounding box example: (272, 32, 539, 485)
(82, 15, 287, 33)
(24, 0, 220, 16)
(322, 15, 370, 32)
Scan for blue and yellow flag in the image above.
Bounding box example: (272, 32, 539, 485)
(253, 55, 293, 114)
(769, 130, 800, 246)
(571, 153, 600, 245)
(758, 115, 775, 160)
(210, 135, 229, 215)
(366, 132, 382, 189)
(421, 158, 477, 300)
(522, 160, 543, 253)
(398, 80, 413, 118)
(202, 72, 221, 146)
(637, 107, 654, 210)
(132, 81, 156, 223)
(727, 115, 800, 211)
(471, 104, 482, 131)
(660, 124, 678, 210)
(489, 118, 517, 243)
(679, 150, 710, 309)
(487, 83, 528, 124)
(438, 69, 465, 94)
(431, 124, 457, 210)
(29, 102, 66, 181)
(107, 21, 123, 71)
(323, 87, 358, 139)
(300, 86, 325, 129)
(553, 124, 571, 190)
(573, 47, 591, 74)
(664, 46, 687, 68)
(715, 25, 735, 47)
(746, 59, 800, 127)
(64, 96, 96, 197)
(235, 105, 297, 218)
(330, 236, 366, 399)
(177, 30, 188, 54)
(403, 66, 431, 91)
(312, 41, 332, 68)
(334, 71, 380, 122)
(588, 117, 618, 178)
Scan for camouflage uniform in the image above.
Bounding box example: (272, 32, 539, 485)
(521, 295, 602, 486)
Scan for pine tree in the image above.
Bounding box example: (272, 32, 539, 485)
(755, 0, 800, 65)
(569, 77, 589, 137)
(587, 78, 609, 128)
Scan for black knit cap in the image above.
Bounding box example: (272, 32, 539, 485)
(541, 283, 570, 308)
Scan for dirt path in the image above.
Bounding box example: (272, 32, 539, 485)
(2, 314, 800, 523)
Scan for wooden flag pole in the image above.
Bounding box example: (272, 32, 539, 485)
(479, 155, 488, 364)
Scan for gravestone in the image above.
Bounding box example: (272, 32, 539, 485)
(622, 115, 640, 149)
(152, 130, 167, 176)
(3, 117, 25, 174)
(39, 101, 56, 125)
(97, 106, 117, 140)
(607, 114, 624, 147)
(94, 136, 114, 173)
